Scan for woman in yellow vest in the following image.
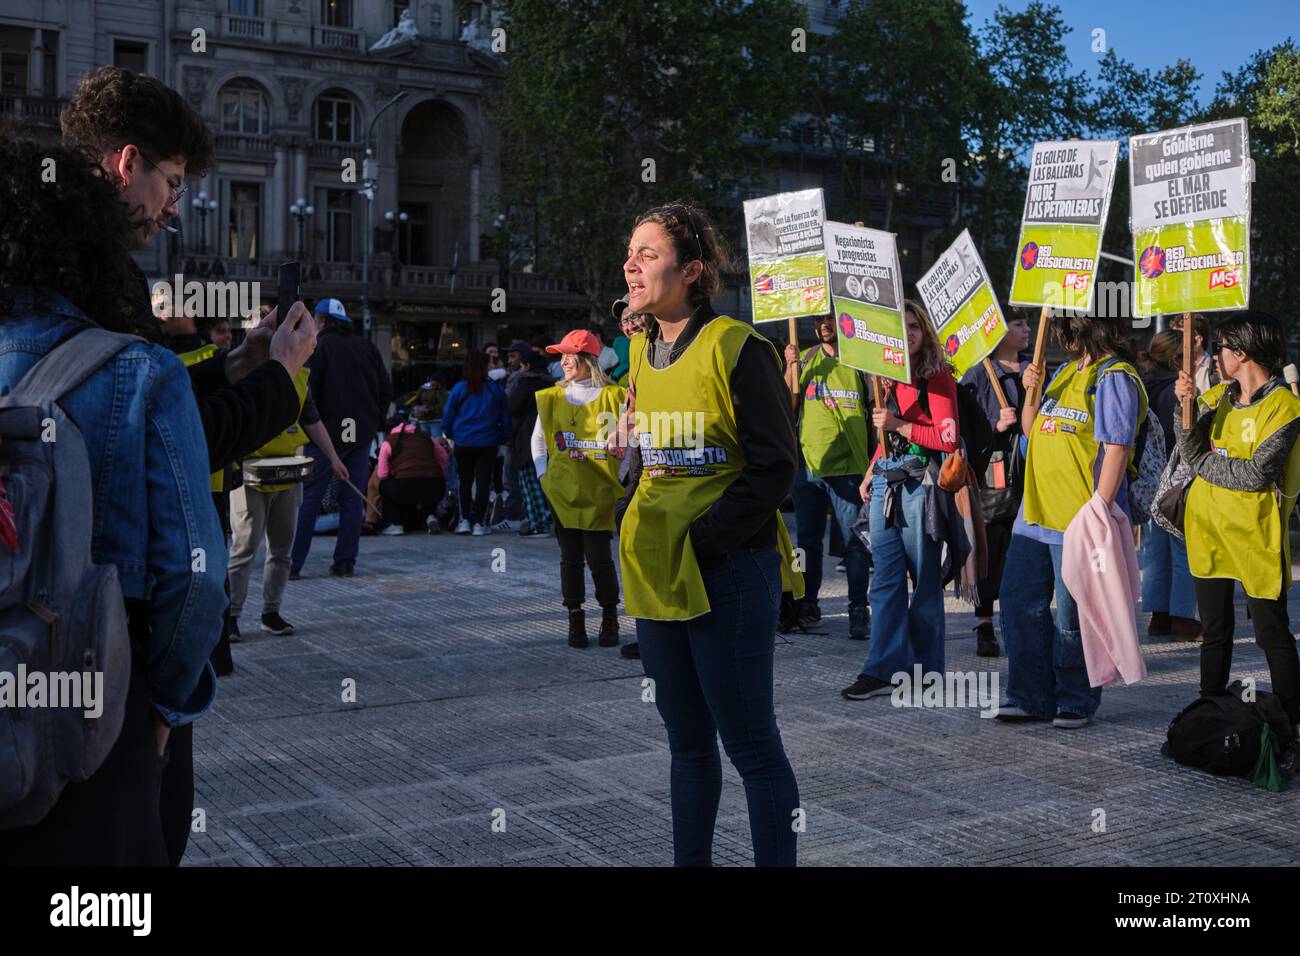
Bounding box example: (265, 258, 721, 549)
(531, 328, 627, 649)
(1173, 311, 1300, 735)
(996, 315, 1147, 729)
(615, 202, 801, 867)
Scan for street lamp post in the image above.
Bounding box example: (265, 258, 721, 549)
(191, 191, 219, 255)
(361, 90, 409, 339)
(289, 197, 315, 259)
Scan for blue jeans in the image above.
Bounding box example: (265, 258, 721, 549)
(636, 547, 800, 867)
(860, 459, 945, 681)
(793, 469, 869, 606)
(999, 532, 1102, 718)
(291, 443, 372, 571)
(1140, 521, 1197, 619)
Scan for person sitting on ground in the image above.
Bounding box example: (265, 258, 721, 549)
(377, 414, 450, 534)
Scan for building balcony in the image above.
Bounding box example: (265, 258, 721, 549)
(0, 94, 65, 129)
(220, 13, 274, 42)
(314, 25, 365, 52)
(214, 132, 275, 158)
(309, 140, 364, 165)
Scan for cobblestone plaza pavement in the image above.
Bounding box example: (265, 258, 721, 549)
(187, 523, 1300, 867)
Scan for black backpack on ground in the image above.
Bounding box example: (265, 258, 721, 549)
(1162, 681, 1293, 791)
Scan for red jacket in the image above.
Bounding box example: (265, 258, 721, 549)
(871, 368, 961, 465)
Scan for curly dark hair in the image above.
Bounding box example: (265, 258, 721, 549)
(61, 66, 214, 177)
(0, 136, 155, 335)
(633, 202, 733, 307)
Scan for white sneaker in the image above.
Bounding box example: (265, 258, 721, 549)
(381, 525, 405, 536)
(472, 523, 489, 536)
(455, 519, 471, 534)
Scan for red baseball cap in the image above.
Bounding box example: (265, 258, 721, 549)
(546, 329, 603, 357)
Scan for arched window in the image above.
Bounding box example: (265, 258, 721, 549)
(218, 79, 270, 135)
(315, 89, 357, 142)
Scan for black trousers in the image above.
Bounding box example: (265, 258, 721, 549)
(380, 476, 445, 530)
(976, 517, 1015, 619)
(1194, 575, 1300, 728)
(0, 654, 169, 866)
(454, 445, 496, 525)
(552, 507, 619, 610)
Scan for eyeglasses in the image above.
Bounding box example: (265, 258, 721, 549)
(661, 204, 704, 263)
(119, 146, 188, 204)
(1210, 341, 1236, 355)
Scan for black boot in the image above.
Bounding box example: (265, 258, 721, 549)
(567, 608, 589, 649)
(975, 621, 1001, 657)
(598, 606, 619, 647)
(849, 604, 870, 641)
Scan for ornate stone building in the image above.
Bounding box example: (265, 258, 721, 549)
(0, 0, 589, 394)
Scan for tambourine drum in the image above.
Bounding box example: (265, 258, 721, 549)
(243, 455, 314, 486)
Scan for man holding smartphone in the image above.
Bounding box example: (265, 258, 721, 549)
(61, 65, 317, 866)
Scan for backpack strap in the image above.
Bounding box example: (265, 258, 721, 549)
(6, 327, 145, 406)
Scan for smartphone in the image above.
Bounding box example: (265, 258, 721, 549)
(277, 260, 301, 321)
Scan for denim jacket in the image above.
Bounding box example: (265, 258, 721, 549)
(0, 289, 227, 726)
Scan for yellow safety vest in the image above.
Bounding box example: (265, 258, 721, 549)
(243, 366, 312, 493)
(1184, 382, 1300, 600)
(535, 383, 626, 531)
(618, 316, 803, 621)
(798, 347, 870, 478)
(1022, 357, 1147, 532)
(176, 343, 224, 493)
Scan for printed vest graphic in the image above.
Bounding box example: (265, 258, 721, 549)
(243, 366, 312, 493)
(1021, 357, 1147, 532)
(177, 342, 224, 493)
(535, 383, 626, 531)
(798, 347, 870, 478)
(1184, 383, 1300, 600)
(619, 316, 803, 621)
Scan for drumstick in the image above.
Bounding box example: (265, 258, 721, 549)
(336, 473, 382, 520)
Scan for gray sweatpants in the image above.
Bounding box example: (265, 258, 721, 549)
(228, 482, 303, 619)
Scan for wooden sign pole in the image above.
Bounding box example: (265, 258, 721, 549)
(1181, 311, 1194, 428)
(982, 357, 1010, 409)
(1024, 305, 1051, 407)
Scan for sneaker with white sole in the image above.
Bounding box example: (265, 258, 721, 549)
(381, 525, 405, 536)
(1052, 711, 1091, 729)
(994, 705, 1049, 722)
(472, 522, 489, 536)
(455, 519, 471, 534)
(492, 518, 519, 532)
(840, 674, 894, 700)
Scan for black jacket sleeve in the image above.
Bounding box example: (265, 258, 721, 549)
(688, 336, 798, 561)
(191, 360, 302, 472)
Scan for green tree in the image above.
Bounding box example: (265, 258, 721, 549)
(490, 0, 805, 315)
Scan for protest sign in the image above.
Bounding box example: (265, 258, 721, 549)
(822, 221, 910, 385)
(916, 229, 1008, 379)
(743, 189, 831, 324)
(1129, 118, 1251, 316)
(1009, 140, 1119, 313)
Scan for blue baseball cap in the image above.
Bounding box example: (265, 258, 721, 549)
(313, 298, 351, 323)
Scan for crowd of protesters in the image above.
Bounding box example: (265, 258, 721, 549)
(2, 64, 1299, 874)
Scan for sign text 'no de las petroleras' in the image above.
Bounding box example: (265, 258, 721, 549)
(1009, 139, 1119, 314)
(916, 228, 1008, 380)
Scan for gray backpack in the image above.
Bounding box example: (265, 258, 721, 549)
(0, 327, 141, 829)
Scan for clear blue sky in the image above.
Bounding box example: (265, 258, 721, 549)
(963, 0, 1297, 105)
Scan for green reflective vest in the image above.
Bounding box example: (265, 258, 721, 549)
(244, 367, 312, 494)
(798, 347, 870, 478)
(535, 383, 626, 531)
(1185, 382, 1300, 600)
(618, 316, 803, 621)
(1022, 357, 1147, 532)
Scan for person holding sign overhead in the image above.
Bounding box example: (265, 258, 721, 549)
(614, 201, 802, 867)
(784, 312, 873, 640)
(996, 315, 1147, 729)
(841, 300, 960, 701)
(1172, 311, 1300, 737)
